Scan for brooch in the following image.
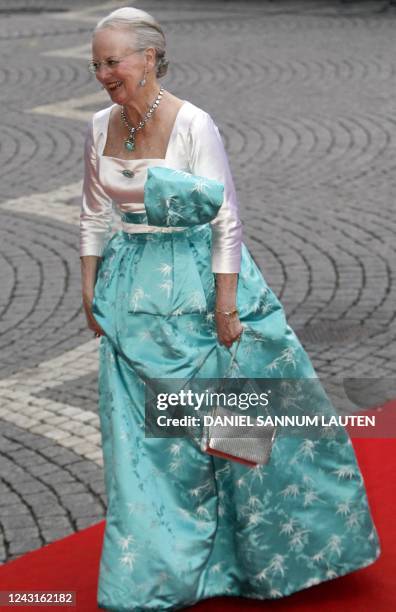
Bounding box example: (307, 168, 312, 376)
(122, 169, 135, 178)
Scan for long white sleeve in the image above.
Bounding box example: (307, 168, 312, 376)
(188, 110, 243, 273)
(80, 119, 113, 257)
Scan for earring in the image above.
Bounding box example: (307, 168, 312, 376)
(139, 69, 147, 87)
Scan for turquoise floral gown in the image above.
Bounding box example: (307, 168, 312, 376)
(80, 100, 381, 611)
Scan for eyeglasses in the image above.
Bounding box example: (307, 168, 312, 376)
(88, 49, 145, 74)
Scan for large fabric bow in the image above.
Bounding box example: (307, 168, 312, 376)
(143, 166, 224, 227)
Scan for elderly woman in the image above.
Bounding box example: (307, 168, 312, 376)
(80, 7, 380, 611)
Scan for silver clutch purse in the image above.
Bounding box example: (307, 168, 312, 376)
(201, 331, 277, 467)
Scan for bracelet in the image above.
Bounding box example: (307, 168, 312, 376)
(215, 308, 239, 317)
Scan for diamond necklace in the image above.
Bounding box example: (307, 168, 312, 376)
(121, 86, 164, 152)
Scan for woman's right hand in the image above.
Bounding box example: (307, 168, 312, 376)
(81, 257, 105, 337)
(83, 294, 106, 337)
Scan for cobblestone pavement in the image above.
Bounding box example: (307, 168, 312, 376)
(0, 0, 395, 563)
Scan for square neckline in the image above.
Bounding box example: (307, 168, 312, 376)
(99, 100, 188, 163)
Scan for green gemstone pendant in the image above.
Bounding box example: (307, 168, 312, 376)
(124, 139, 135, 151)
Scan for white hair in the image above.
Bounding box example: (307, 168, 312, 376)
(94, 7, 169, 78)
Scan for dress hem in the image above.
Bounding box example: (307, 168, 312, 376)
(97, 548, 381, 611)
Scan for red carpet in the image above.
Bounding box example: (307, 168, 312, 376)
(0, 405, 395, 611)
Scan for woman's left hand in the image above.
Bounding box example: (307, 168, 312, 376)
(215, 313, 244, 349)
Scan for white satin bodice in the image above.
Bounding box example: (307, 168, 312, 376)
(97, 157, 163, 213)
(80, 99, 243, 273)
(98, 156, 187, 235)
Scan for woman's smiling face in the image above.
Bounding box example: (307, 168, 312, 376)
(91, 28, 146, 103)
